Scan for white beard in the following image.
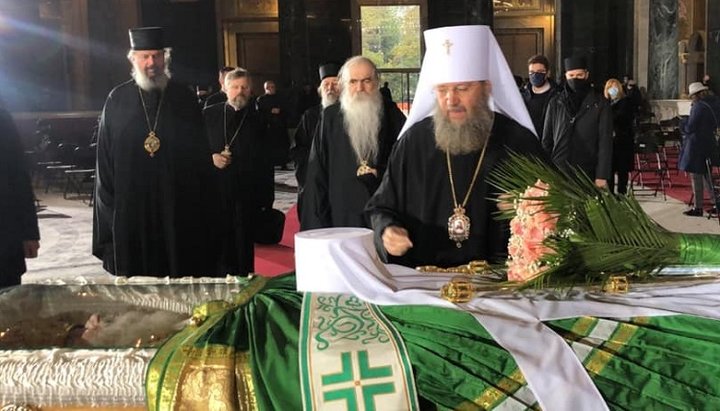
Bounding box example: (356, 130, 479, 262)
(132, 65, 171, 92)
(321, 92, 338, 108)
(340, 89, 382, 162)
(433, 100, 495, 155)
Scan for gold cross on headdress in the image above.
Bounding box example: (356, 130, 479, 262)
(443, 39, 453, 55)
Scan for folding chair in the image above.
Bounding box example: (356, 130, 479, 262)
(705, 158, 720, 225)
(630, 132, 669, 201)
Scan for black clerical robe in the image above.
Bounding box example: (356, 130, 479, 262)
(291, 104, 321, 220)
(256, 93, 289, 167)
(93, 80, 219, 277)
(204, 91, 227, 109)
(204, 103, 267, 275)
(0, 108, 39, 287)
(366, 113, 546, 268)
(302, 100, 406, 230)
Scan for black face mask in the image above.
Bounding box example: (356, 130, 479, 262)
(567, 78, 590, 93)
(529, 72, 547, 87)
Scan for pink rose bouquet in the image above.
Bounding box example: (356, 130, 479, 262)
(506, 180, 559, 282)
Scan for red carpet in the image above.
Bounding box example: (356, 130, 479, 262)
(254, 205, 299, 276)
(633, 145, 717, 208)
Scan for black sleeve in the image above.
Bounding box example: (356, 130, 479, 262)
(0, 109, 39, 242)
(366, 137, 408, 263)
(541, 97, 557, 155)
(92, 94, 115, 261)
(300, 108, 332, 230)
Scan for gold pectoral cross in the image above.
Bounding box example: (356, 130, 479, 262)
(356, 160, 376, 177)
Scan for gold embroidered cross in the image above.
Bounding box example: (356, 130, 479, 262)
(443, 39, 453, 55)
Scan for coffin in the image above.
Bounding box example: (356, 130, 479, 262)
(0, 277, 242, 410)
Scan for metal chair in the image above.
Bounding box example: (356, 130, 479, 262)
(629, 136, 669, 201)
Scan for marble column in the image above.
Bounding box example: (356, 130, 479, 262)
(60, 0, 90, 110)
(647, 0, 678, 99)
(634, 0, 650, 91)
(708, 0, 720, 96)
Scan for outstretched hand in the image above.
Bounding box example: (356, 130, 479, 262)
(382, 225, 413, 257)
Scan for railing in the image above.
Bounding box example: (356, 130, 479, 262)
(377, 68, 420, 115)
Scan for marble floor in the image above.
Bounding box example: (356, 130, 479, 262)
(22, 169, 720, 284)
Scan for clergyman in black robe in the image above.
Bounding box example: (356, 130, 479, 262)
(301, 56, 406, 230)
(256, 81, 290, 168)
(366, 25, 548, 268)
(92, 27, 219, 277)
(367, 113, 545, 268)
(291, 63, 340, 222)
(204, 68, 268, 276)
(0, 106, 40, 288)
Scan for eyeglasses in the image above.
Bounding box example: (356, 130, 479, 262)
(434, 83, 478, 97)
(529, 71, 547, 75)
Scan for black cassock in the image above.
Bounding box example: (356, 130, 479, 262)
(366, 114, 546, 268)
(301, 100, 406, 230)
(0, 108, 39, 287)
(93, 80, 219, 277)
(291, 104, 321, 220)
(204, 103, 267, 275)
(256, 93, 289, 167)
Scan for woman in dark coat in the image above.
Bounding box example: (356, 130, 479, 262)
(604, 78, 635, 195)
(678, 82, 720, 216)
(0, 107, 40, 288)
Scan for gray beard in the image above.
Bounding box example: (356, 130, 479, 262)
(433, 102, 495, 155)
(228, 95, 248, 110)
(132, 67, 171, 92)
(340, 89, 382, 162)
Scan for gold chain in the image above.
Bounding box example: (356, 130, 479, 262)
(138, 87, 165, 136)
(446, 137, 490, 209)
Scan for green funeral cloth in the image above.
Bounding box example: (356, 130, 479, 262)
(147, 274, 720, 410)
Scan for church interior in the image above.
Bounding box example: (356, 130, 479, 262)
(2, 0, 720, 409)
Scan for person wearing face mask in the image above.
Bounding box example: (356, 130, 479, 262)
(541, 55, 612, 188)
(521, 54, 557, 141)
(603, 78, 635, 195)
(623, 77, 643, 116)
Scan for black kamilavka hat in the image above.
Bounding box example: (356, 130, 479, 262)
(319, 63, 340, 80)
(129, 27, 165, 50)
(564, 55, 588, 71)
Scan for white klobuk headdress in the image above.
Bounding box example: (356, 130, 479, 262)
(399, 25, 536, 138)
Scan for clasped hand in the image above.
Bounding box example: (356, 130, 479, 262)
(212, 153, 232, 169)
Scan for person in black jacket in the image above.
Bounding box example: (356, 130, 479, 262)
(521, 54, 557, 141)
(603, 78, 635, 195)
(0, 106, 40, 288)
(542, 56, 612, 187)
(203, 66, 234, 108)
